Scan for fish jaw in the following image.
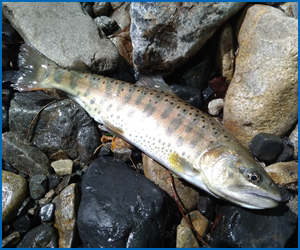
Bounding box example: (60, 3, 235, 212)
(197, 145, 282, 209)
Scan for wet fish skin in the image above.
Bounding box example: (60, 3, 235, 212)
(11, 44, 282, 209)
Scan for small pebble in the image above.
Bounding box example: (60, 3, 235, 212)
(94, 16, 118, 35)
(49, 150, 69, 161)
(93, 2, 111, 16)
(12, 213, 33, 235)
(208, 98, 224, 116)
(114, 148, 132, 161)
(47, 174, 60, 190)
(39, 197, 52, 206)
(2, 231, 20, 248)
(55, 173, 80, 195)
(39, 203, 55, 222)
(17, 197, 35, 217)
(28, 206, 37, 216)
(29, 174, 48, 200)
(249, 133, 283, 162)
(45, 189, 56, 198)
(51, 159, 73, 176)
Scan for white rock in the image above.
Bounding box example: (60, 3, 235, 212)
(51, 159, 73, 176)
(208, 98, 224, 116)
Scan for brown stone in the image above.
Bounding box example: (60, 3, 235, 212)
(223, 4, 298, 148)
(265, 161, 298, 186)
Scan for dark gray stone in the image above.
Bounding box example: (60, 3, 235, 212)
(2, 104, 8, 130)
(197, 196, 215, 221)
(17, 197, 35, 217)
(77, 156, 167, 248)
(130, 2, 245, 76)
(9, 91, 101, 163)
(93, 2, 112, 17)
(2, 159, 19, 174)
(29, 174, 48, 200)
(249, 133, 284, 162)
(170, 85, 202, 109)
(16, 224, 58, 248)
(47, 174, 60, 190)
(12, 213, 33, 235)
(54, 173, 80, 195)
(94, 16, 119, 35)
(276, 144, 294, 162)
(114, 147, 132, 161)
(210, 204, 297, 248)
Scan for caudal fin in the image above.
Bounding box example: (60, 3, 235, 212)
(11, 44, 58, 92)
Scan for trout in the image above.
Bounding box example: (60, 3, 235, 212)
(12, 44, 281, 209)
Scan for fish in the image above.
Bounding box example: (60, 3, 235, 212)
(11, 44, 281, 209)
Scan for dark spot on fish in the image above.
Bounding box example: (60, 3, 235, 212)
(121, 89, 124, 91)
(212, 128, 215, 130)
(176, 137, 184, 147)
(94, 108, 97, 111)
(182, 152, 186, 156)
(98, 111, 101, 114)
(165, 99, 168, 102)
(129, 89, 132, 92)
(84, 88, 90, 97)
(149, 99, 152, 102)
(195, 114, 199, 117)
(224, 135, 228, 138)
(167, 143, 171, 147)
(202, 120, 205, 122)
(137, 89, 141, 92)
(150, 93, 153, 95)
(210, 141, 213, 143)
(170, 102, 174, 105)
(183, 109, 186, 112)
(76, 91, 80, 96)
(155, 101, 157, 104)
(85, 75, 87, 78)
(202, 126, 205, 128)
(189, 113, 192, 115)
(90, 98, 95, 105)
(211, 123, 214, 125)
(98, 77, 100, 80)
(193, 118, 197, 122)
(177, 106, 180, 109)
(122, 82, 125, 85)
(214, 132, 218, 135)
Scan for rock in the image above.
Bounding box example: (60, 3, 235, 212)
(39, 189, 56, 206)
(39, 203, 55, 222)
(2, 160, 19, 174)
(170, 85, 202, 109)
(223, 4, 298, 148)
(2, 231, 20, 248)
(51, 159, 73, 176)
(2, 22, 22, 42)
(2, 170, 28, 224)
(292, 2, 298, 19)
(17, 197, 35, 217)
(2, 132, 52, 176)
(249, 133, 283, 162)
(288, 124, 298, 158)
(280, 2, 293, 17)
(110, 2, 131, 29)
(2, 104, 8, 130)
(93, 2, 112, 17)
(114, 148, 132, 161)
(29, 174, 48, 200)
(47, 174, 60, 190)
(9, 91, 101, 163)
(77, 156, 167, 247)
(49, 150, 69, 161)
(197, 196, 216, 221)
(52, 183, 80, 248)
(208, 98, 224, 116)
(278, 185, 294, 203)
(94, 16, 118, 35)
(214, 22, 235, 84)
(16, 224, 58, 248)
(142, 154, 199, 213)
(55, 173, 80, 195)
(287, 194, 298, 216)
(2, 2, 120, 74)
(130, 2, 246, 76)
(12, 213, 33, 235)
(264, 161, 298, 186)
(81, 2, 94, 18)
(276, 143, 294, 162)
(176, 210, 209, 248)
(210, 204, 297, 247)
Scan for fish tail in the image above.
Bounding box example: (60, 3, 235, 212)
(11, 44, 58, 92)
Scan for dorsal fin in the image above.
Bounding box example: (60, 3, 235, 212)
(135, 74, 175, 95)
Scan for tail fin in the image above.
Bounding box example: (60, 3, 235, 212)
(11, 44, 58, 92)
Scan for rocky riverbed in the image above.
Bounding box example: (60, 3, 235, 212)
(2, 2, 298, 248)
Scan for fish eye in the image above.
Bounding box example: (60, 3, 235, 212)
(247, 172, 260, 183)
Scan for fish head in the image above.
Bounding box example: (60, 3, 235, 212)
(197, 144, 282, 209)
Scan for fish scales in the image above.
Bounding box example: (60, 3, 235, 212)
(11, 44, 282, 209)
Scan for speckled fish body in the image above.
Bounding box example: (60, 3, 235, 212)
(12, 44, 282, 209)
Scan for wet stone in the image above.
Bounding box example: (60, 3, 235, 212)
(278, 186, 294, 203)
(208, 98, 224, 116)
(94, 16, 119, 35)
(197, 196, 216, 221)
(49, 150, 69, 161)
(17, 197, 35, 217)
(12, 213, 33, 235)
(39, 203, 55, 222)
(99, 145, 111, 156)
(16, 224, 58, 248)
(2, 170, 28, 224)
(9, 91, 101, 164)
(2, 132, 52, 176)
(2, 231, 20, 248)
(53, 183, 81, 248)
(29, 174, 48, 200)
(114, 147, 132, 161)
(77, 156, 166, 248)
(47, 174, 60, 190)
(51, 159, 73, 176)
(170, 85, 202, 109)
(55, 173, 80, 195)
(276, 143, 294, 162)
(210, 204, 297, 247)
(249, 133, 283, 162)
(2, 159, 19, 174)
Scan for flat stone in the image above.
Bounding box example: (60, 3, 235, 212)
(2, 2, 120, 74)
(16, 224, 58, 248)
(223, 4, 298, 148)
(215, 22, 235, 84)
(264, 161, 298, 186)
(9, 91, 101, 163)
(210, 204, 297, 247)
(2, 231, 20, 248)
(142, 153, 199, 213)
(2, 170, 28, 224)
(77, 156, 167, 247)
(51, 159, 73, 176)
(2, 132, 52, 176)
(176, 210, 209, 248)
(52, 183, 81, 248)
(130, 2, 246, 76)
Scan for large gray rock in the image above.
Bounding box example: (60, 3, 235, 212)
(223, 4, 298, 147)
(2, 2, 120, 74)
(130, 2, 246, 76)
